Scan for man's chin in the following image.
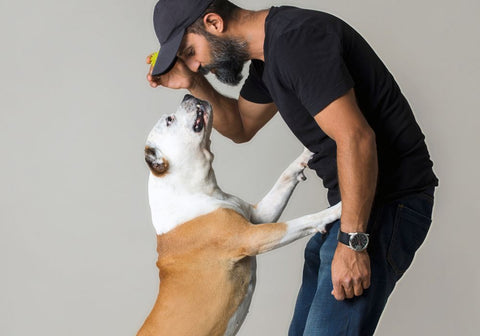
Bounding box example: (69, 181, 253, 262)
(216, 75, 243, 86)
(213, 69, 244, 86)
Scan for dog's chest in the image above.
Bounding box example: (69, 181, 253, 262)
(148, 177, 251, 235)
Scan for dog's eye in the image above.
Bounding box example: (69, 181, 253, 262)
(166, 116, 174, 126)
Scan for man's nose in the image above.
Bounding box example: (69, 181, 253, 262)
(184, 58, 201, 72)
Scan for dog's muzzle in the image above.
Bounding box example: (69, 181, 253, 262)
(193, 104, 205, 133)
(182, 94, 209, 133)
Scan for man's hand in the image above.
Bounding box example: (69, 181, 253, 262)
(146, 54, 199, 90)
(331, 243, 371, 300)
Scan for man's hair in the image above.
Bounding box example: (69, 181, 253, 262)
(187, 0, 240, 36)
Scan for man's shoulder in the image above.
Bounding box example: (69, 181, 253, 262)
(266, 6, 346, 38)
(265, 6, 349, 58)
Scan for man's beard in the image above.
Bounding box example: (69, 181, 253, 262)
(198, 34, 250, 86)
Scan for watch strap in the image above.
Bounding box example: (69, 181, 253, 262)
(337, 230, 351, 246)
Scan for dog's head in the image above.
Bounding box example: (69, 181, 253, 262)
(145, 94, 213, 179)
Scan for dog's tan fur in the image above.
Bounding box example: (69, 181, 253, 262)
(137, 208, 288, 336)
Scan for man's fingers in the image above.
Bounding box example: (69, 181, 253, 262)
(342, 279, 355, 299)
(362, 277, 371, 290)
(333, 282, 365, 300)
(332, 282, 346, 300)
(146, 71, 163, 87)
(353, 279, 364, 297)
(333, 275, 370, 300)
(332, 289, 345, 301)
(147, 74, 155, 87)
(343, 285, 354, 299)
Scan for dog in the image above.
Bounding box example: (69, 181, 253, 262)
(137, 94, 342, 336)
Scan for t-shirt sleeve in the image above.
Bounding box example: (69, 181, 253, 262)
(275, 29, 354, 117)
(240, 60, 273, 104)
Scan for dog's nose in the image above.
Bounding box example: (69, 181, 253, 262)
(182, 94, 195, 103)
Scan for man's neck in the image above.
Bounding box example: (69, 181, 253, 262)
(227, 9, 269, 61)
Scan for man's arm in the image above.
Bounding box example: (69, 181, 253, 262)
(313, 88, 378, 301)
(147, 57, 277, 143)
(189, 74, 277, 142)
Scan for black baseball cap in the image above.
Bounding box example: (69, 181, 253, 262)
(152, 0, 214, 76)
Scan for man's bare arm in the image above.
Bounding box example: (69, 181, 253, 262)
(189, 74, 277, 142)
(313, 88, 377, 301)
(147, 56, 277, 143)
(314, 89, 377, 232)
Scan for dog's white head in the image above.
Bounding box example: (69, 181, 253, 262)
(145, 94, 214, 185)
(145, 95, 226, 234)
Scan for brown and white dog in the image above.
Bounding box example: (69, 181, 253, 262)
(137, 94, 341, 336)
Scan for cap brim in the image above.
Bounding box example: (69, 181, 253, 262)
(151, 30, 184, 76)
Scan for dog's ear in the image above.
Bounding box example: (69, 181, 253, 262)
(145, 146, 169, 177)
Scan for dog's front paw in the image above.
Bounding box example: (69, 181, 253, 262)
(317, 226, 328, 234)
(298, 147, 314, 166)
(315, 202, 342, 233)
(289, 147, 314, 182)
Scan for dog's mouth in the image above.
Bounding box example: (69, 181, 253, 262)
(193, 104, 206, 133)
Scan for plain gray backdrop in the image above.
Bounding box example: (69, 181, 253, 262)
(1, 0, 479, 335)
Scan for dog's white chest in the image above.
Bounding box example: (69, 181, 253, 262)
(148, 173, 251, 235)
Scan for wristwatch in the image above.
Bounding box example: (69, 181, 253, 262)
(337, 230, 369, 251)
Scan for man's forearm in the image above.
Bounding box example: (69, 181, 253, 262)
(336, 130, 378, 232)
(189, 74, 247, 142)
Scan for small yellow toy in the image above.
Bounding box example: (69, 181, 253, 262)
(150, 51, 159, 67)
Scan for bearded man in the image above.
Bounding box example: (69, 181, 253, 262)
(145, 0, 438, 335)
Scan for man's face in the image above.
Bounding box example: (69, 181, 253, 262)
(178, 32, 249, 86)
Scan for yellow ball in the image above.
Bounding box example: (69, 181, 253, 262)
(150, 52, 158, 67)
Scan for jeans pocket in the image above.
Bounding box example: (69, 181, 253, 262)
(387, 203, 432, 278)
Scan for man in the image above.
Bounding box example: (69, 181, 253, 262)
(146, 0, 438, 335)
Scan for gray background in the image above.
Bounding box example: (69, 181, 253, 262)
(1, 0, 478, 335)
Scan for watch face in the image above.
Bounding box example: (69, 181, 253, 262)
(350, 233, 369, 251)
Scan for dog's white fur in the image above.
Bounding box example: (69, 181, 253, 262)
(146, 96, 252, 235)
(140, 94, 341, 336)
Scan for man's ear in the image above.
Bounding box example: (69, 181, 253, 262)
(203, 13, 224, 35)
(145, 146, 169, 177)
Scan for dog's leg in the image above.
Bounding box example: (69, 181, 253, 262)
(240, 202, 342, 256)
(250, 148, 313, 224)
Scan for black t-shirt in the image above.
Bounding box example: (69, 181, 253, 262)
(240, 6, 438, 205)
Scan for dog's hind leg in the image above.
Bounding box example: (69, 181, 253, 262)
(250, 148, 313, 224)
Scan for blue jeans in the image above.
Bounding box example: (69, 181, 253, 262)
(288, 188, 435, 336)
